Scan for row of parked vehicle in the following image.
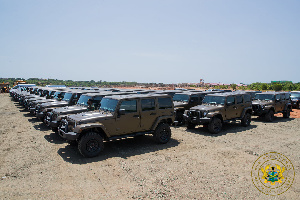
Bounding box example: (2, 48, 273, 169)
(9, 85, 300, 157)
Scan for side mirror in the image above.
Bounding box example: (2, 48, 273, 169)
(119, 109, 126, 115)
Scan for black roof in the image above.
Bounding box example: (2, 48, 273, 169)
(103, 93, 171, 100)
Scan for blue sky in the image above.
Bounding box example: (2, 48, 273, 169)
(1, 0, 299, 84)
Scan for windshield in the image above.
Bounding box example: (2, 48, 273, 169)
(62, 93, 73, 101)
(100, 98, 118, 112)
(173, 94, 190, 102)
(53, 92, 65, 99)
(77, 95, 92, 106)
(255, 94, 275, 101)
(291, 93, 300, 98)
(203, 96, 225, 105)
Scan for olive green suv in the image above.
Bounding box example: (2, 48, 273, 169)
(58, 94, 175, 157)
(184, 92, 253, 134)
(252, 92, 292, 121)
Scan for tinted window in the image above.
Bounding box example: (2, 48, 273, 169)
(141, 99, 155, 111)
(285, 93, 291, 100)
(226, 96, 235, 106)
(190, 95, 198, 103)
(275, 94, 281, 101)
(120, 100, 137, 113)
(244, 94, 251, 103)
(236, 95, 243, 104)
(158, 97, 172, 109)
(100, 98, 118, 112)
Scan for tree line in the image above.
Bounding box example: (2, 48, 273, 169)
(1, 78, 299, 91)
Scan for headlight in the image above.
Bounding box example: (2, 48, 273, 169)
(52, 113, 58, 121)
(203, 111, 208, 117)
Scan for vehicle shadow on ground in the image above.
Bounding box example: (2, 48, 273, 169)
(252, 116, 295, 123)
(184, 122, 257, 137)
(32, 122, 50, 131)
(57, 136, 180, 164)
(44, 132, 67, 144)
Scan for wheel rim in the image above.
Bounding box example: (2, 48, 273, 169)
(86, 139, 100, 152)
(246, 115, 251, 125)
(160, 128, 169, 141)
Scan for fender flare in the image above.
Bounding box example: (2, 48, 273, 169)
(151, 115, 174, 130)
(74, 123, 110, 138)
(241, 107, 252, 118)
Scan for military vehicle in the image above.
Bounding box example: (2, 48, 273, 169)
(35, 90, 92, 121)
(252, 92, 292, 121)
(173, 91, 207, 125)
(184, 92, 253, 133)
(46, 91, 135, 132)
(58, 94, 174, 157)
(290, 92, 300, 109)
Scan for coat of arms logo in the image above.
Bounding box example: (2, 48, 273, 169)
(251, 152, 295, 195)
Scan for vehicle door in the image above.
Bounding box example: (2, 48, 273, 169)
(115, 99, 141, 134)
(140, 98, 157, 131)
(235, 95, 245, 118)
(190, 94, 200, 108)
(274, 94, 282, 112)
(225, 96, 237, 119)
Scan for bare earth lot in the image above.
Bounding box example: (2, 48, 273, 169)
(0, 93, 299, 199)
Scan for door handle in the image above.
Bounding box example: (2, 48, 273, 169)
(150, 113, 156, 115)
(133, 115, 140, 118)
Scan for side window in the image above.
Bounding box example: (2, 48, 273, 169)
(244, 94, 251, 103)
(141, 99, 155, 111)
(275, 94, 281, 101)
(226, 96, 235, 106)
(120, 100, 137, 113)
(190, 95, 198, 103)
(93, 96, 103, 108)
(285, 93, 290, 100)
(236, 95, 243, 104)
(280, 94, 285, 100)
(158, 97, 173, 109)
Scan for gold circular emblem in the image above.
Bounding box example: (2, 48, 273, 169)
(251, 152, 295, 195)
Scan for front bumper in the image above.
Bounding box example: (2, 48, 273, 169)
(184, 114, 211, 125)
(50, 121, 58, 128)
(36, 112, 45, 119)
(252, 109, 268, 116)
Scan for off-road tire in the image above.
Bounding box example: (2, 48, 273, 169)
(176, 112, 185, 125)
(154, 123, 171, 144)
(283, 108, 290, 118)
(187, 122, 196, 129)
(241, 113, 251, 127)
(208, 117, 222, 134)
(264, 110, 274, 122)
(78, 132, 104, 157)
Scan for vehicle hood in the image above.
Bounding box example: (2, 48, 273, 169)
(31, 98, 57, 104)
(41, 101, 69, 108)
(53, 105, 87, 115)
(252, 100, 273, 106)
(190, 104, 223, 112)
(291, 97, 300, 101)
(173, 101, 189, 107)
(67, 111, 113, 123)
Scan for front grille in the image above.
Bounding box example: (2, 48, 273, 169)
(252, 105, 260, 111)
(189, 111, 201, 118)
(60, 119, 68, 133)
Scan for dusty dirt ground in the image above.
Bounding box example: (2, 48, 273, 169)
(0, 93, 299, 199)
